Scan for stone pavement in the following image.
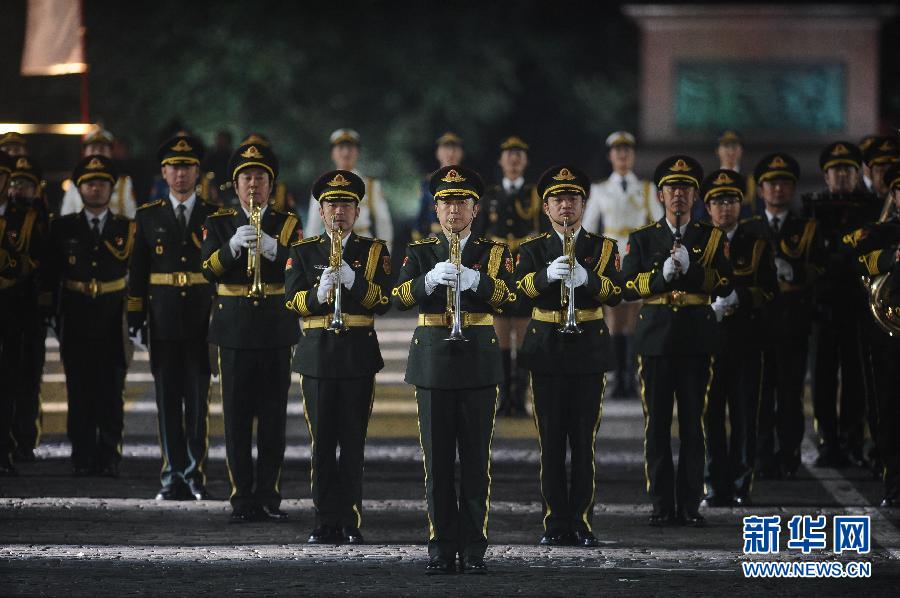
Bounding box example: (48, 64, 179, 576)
(2, 315, 900, 595)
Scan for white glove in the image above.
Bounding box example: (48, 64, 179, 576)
(259, 231, 278, 261)
(774, 257, 794, 282)
(711, 299, 727, 323)
(721, 289, 739, 307)
(663, 256, 679, 282)
(425, 261, 458, 295)
(229, 225, 256, 256)
(339, 260, 355, 289)
(546, 255, 571, 282)
(672, 244, 690, 271)
(569, 261, 588, 288)
(316, 266, 337, 303)
(459, 265, 480, 291)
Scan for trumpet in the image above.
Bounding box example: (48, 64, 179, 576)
(326, 215, 347, 332)
(445, 230, 467, 341)
(559, 217, 582, 334)
(246, 188, 264, 298)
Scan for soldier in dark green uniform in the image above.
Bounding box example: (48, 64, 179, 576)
(753, 153, 824, 479)
(699, 169, 778, 507)
(473, 136, 544, 417)
(844, 163, 900, 506)
(393, 165, 513, 574)
(200, 141, 302, 522)
(621, 156, 732, 526)
(285, 170, 391, 545)
(0, 151, 25, 475)
(513, 165, 624, 546)
(42, 155, 136, 476)
(6, 155, 49, 463)
(128, 135, 217, 501)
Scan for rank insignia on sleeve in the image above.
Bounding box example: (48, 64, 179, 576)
(382, 255, 391, 275)
(505, 256, 514, 273)
(285, 257, 293, 270)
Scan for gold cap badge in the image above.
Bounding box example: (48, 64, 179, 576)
(671, 159, 691, 172)
(241, 145, 264, 159)
(86, 157, 105, 170)
(15, 157, 29, 169)
(327, 173, 351, 187)
(832, 144, 849, 156)
(713, 172, 733, 185)
(171, 139, 193, 152)
(768, 156, 787, 168)
(552, 168, 576, 181)
(441, 169, 467, 183)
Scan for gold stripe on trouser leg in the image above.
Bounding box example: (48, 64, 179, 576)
(273, 347, 294, 496)
(637, 356, 651, 492)
(414, 388, 436, 540)
(198, 372, 212, 485)
(299, 375, 315, 493)
(700, 356, 715, 498)
(219, 347, 237, 500)
(355, 379, 377, 529)
(482, 385, 500, 539)
(581, 373, 606, 533)
(529, 373, 552, 530)
(749, 351, 765, 496)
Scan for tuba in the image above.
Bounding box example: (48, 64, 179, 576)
(245, 188, 264, 298)
(445, 230, 467, 341)
(558, 218, 582, 334)
(326, 215, 347, 332)
(864, 196, 900, 337)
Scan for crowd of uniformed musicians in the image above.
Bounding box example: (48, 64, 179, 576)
(0, 125, 899, 574)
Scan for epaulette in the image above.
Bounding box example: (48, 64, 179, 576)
(739, 215, 763, 225)
(409, 236, 439, 246)
(519, 232, 549, 247)
(354, 234, 386, 245)
(474, 236, 504, 246)
(291, 235, 320, 247)
(210, 208, 237, 217)
(137, 199, 164, 211)
(631, 221, 659, 234)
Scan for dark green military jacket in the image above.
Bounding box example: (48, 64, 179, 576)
(128, 197, 217, 341)
(284, 232, 392, 378)
(621, 217, 733, 356)
(716, 218, 778, 348)
(748, 212, 824, 339)
(42, 211, 135, 362)
(200, 205, 301, 349)
(473, 183, 546, 251)
(513, 229, 624, 374)
(392, 233, 514, 389)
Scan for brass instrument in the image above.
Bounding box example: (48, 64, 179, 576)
(246, 188, 264, 298)
(326, 215, 347, 332)
(445, 230, 467, 341)
(864, 195, 899, 337)
(559, 217, 582, 333)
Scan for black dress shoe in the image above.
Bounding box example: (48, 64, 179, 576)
(187, 481, 212, 501)
(701, 495, 733, 508)
(575, 530, 600, 547)
(342, 527, 364, 544)
(539, 528, 575, 546)
(97, 463, 119, 478)
(155, 484, 186, 501)
(681, 512, 706, 527)
(257, 505, 289, 522)
(733, 495, 751, 506)
(460, 556, 487, 574)
(425, 557, 456, 575)
(230, 505, 259, 523)
(648, 511, 676, 527)
(307, 526, 341, 544)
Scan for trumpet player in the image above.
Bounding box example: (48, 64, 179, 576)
(284, 170, 392, 545)
(513, 165, 624, 547)
(621, 156, 732, 527)
(200, 141, 302, 523)
(392, 165, 513, 574)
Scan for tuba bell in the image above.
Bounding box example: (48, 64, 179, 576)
(863, 195, 900, 337)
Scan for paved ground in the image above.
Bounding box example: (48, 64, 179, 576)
(2, 315, 899, 596)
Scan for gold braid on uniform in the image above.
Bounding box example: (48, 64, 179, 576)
(202, 249, 226, 277)
(842, 227, 867, 249)
(285, 290, 313, 316)
(391, 279, 416, 307)
(127, 296, 144, 312)
(279, 214, 299, 246)
(780, 221, 816, 259)
(592, 238, 622, 302)
(516, 272, 539, 298)
(104, 220, 137, 261)
(486, 243, 509, 309)
(361, 241, 389, 308)
(860, 250, 884, 276)
(14, 210, 37, 253)
(742, 240, 773, 308)
(625, 271, 653, 298)
(191, 232, 203, 249)
(698, 227, 728, 293)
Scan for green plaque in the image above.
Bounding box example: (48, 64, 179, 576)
(674, 62, 845, 135)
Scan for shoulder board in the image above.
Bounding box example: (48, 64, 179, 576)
(739, 215, 763, 225)
(271, 208, 293, 217)
(353, 234, 386, 245)
(630, 221, 658, 234)
(408, 236, 439, 246)
(474, 236, 505, 246)
(291, 235, 320, 247)
(519, 232, 550, 247)
(137, 199, 164, 211)
(211, 208, 237, 217)
(58, 212, 80, 222)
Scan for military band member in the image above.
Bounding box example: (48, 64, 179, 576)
(237, 134, 297, 213)
(621, 156, 732, 526)
(60, 125, 137, 218)
(42, 155, 135, 476)
(7, 155, 49, 462)
(753, 154, 823, 479)
(473, 136, 542, 416)
(845, 163, 900, 506)
(810, 142, 869, 468)
(201, 141, 301, 522)
(304, 129, 393, 248)
(0, 151, 25, 475)
(514, 165, 624, 546)
(700, 170, 777, 506)
(858, 134, 880, 193)
(0, 132, 28, 157)
(128, 135, 217, 501)
(285, 170, 391, 545)
(582, 131, 659, 398)
(414, 132, 464, 241)
(862, 137, 899, 201)
(393, 165, 513, 574)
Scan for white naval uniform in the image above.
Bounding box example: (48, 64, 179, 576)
(304, 170, 393, 246)
(582, 171, 660, 247)
(60, 175, 137, 219)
